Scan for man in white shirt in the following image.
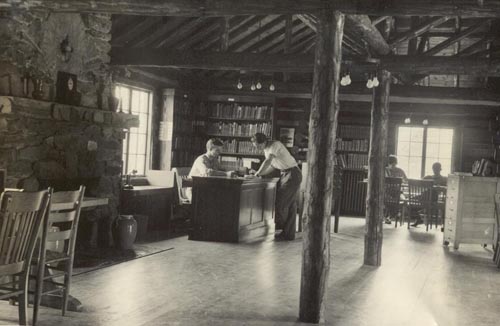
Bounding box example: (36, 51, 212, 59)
(251, 132, 302, 240)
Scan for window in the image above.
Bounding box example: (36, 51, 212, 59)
(396, 126, 454, 179)
(114, 85, 153, 175)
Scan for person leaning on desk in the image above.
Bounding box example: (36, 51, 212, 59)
(247, 132, 302, 241)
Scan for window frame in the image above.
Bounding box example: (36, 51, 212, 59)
(115, 83, 153, 176)
(396, 124, 455, 179)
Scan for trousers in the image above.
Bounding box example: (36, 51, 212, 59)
(276, 167, 302, 239)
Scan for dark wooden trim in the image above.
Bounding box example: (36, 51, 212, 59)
(7, 1, 500, 18)
(111, 47, 500, 76)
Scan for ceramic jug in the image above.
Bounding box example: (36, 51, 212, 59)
(114, 215, 137, 250)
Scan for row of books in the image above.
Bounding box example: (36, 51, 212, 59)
(219, 156, 261, 170)
(336, 138, 369, 152)
(173, 136, 206, 151)
(337, 153, 368, 170)
(209, 103, 272, 120)
(219, 140, 263, 155)
(207, 122, 272, 137)
(171, 150, 196, 167)
(338, 125, 370, 139)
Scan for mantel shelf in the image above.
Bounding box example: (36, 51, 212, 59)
(0, 96, 139, 129)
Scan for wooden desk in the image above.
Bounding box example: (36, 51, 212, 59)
(120, 186, 173, 231)
(189, 176, 278, 243)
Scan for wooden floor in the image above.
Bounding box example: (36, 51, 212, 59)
(1, 217, 499, 326)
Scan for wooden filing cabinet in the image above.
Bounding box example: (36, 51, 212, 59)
(444, 174, 498, 249)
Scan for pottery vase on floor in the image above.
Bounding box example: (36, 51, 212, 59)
(113, 215, 137, 250)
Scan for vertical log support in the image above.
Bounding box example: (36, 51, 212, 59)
(299, 9, 344, 323)
(364, 70, 391, 267)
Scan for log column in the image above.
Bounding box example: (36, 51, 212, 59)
(299, 10, 344, 323)
(364, 69, 391, 266)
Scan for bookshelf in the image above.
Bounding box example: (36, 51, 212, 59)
(159, 89, 208, 170)
(204, 95, 274, 170)
(336, 124, 370, 216)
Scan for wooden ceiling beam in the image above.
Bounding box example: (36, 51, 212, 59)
(389, 16, 452, 49)
(110, 47, 500, 76)
(228, 15, 284, 52)
(176, 19, 221, 50)
(372, 16, 391, 26)
(130, 17, 189, 48)
(6, 1, 500, 18)
(455, 35, 494, 56)
(345, 15, 391, 55)
(195, 16, 258, 50)
(155, 17, 206, 48)
(422, 19, 492, 56)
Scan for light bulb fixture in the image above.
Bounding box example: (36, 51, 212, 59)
(422, 119, 429, 125)
(372, 76, 380, 87)
(237, 78, 243, 89)
(345, 73, 351, 85)
(269, 82, 275, 91)
(256, 81, 262, 89)
(250, 82, 256, 91)
(404, 117, 411, 124)
(366, 77, 374, 89)
(340, 75, 348, 86)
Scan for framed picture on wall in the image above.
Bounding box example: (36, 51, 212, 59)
(279, 127, 295, 147)
(55, 71, 81, 105)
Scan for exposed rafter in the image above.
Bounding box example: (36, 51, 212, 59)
(110, 47, 500, 76)
(5, 1, 500, 18)
(389, 16, 451, 49)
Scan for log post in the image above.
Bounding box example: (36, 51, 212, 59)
(364, 69, 391, 266)
(299, 9, 344, 323)
(220, 17, 230, 52)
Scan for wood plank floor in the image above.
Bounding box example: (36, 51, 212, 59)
(1, 217, 499, 325)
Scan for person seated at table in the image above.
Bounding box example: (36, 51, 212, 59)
(423, 162, 447, 186)
(188, 138, 236, 178)
(384, 155, 407, 224)
(385, 155, 408, 181)
(185, 138, 236, 201)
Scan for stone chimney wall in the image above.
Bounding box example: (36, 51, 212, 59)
(0, 11, 136, 247)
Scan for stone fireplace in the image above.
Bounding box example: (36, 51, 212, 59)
(0, 11, 138, 247)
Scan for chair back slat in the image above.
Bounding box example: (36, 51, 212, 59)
(172, 167, 191, 205)
(385, 177, 403, 206)
(0, 190, 49, 268)
(43, 186, 85, 257)
(47, 229, 72, 242)
(407, 179, 434, 207)
(49, 211, 77, 223)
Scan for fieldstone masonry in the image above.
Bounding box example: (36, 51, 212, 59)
(0, 11, 137, 247)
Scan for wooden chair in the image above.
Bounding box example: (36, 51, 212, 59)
(384, 177, 405, 227)
(432, 186, 447, 230)
(407, 179, 434, 231)
(32, 186, 85, 325)
(0, 190, 50, 326)
(170, 168, 192, 233)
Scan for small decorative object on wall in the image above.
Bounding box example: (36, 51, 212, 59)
(56, 71, 81, 105)
(59, 34, 73, 62)
(279, 127, 295, 148)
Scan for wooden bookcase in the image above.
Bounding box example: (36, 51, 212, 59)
(159, 89, 207, 170)
(336, 124, 370, 216)
(204, 94, 274, 170)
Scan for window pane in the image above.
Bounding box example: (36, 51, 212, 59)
(117, 87, 130, 113)
(427, 128, 440, 143)
(409, 142, 423, 156)
(439, 143, 452, 158)
(427, 143, 439, 158)
(398, 156, 410, 176)
(131, 90, 141, 114)
(397, 141, 410, 156)
(127, 155, 137, 173)
(439, 129, 454, 143)
(425, 158, 436, 176)
(398, 127, 411, 141)
(139, 113, 148, 133)
(408, 158, 422, 179)
(410, 127, 424, 142)
(440, 159, 451, 176)
(137, 134, 147, 152)
(136, 155, 146, 175)
(129, 133, 138, 154)
(140, 92, 149, 113)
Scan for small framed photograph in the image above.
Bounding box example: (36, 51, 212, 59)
(56, 71, 80, 105)
(279, 127, 295, 147)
